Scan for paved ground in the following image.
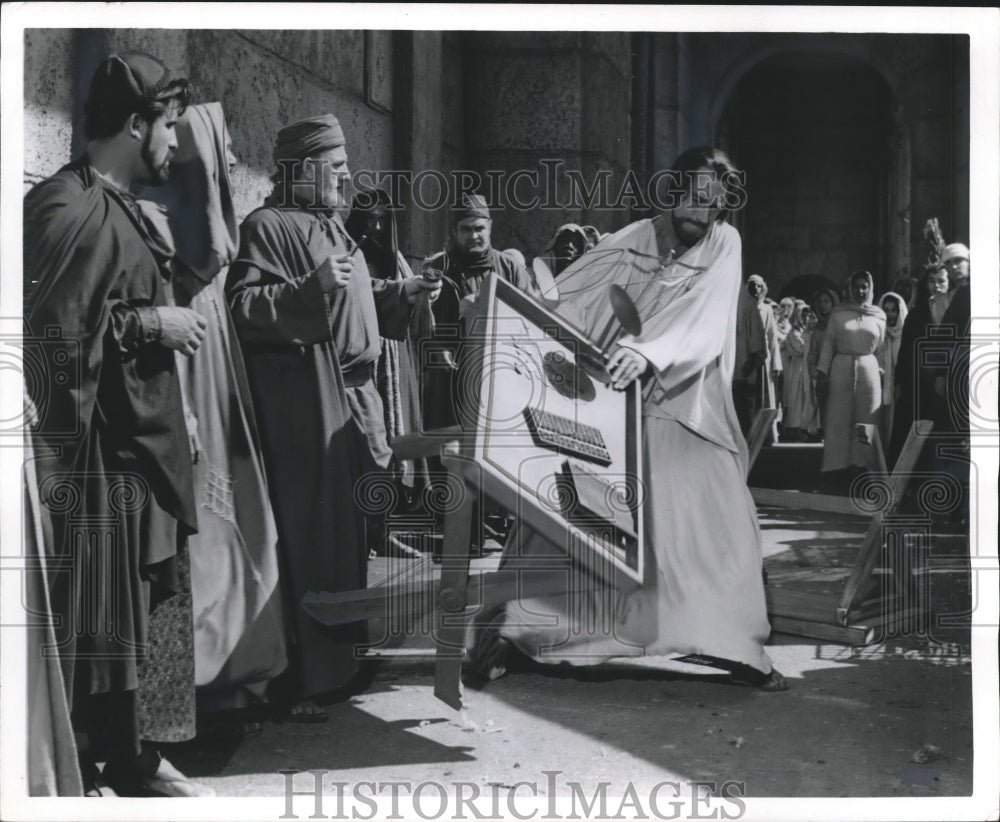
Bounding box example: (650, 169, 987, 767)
(173, 632, 972, 802)
(162, 443, 980, 812)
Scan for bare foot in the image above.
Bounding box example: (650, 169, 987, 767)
(757, 669, 789, 691)
(146, 757, 215, 797)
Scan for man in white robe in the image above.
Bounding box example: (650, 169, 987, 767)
(474, 147, 787, 691)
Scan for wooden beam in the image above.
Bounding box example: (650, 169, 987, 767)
(766, 586, 842, 623)
(304, 566, 599, 628)
(769, 615, 876, 645)
(856, 423, 889, 475)
(433, 450, 478, 710)
(837, 513, 885, 621)
(837, 420, 934, 618)
(751, 487, 869, 517)
(390, 426, 464, 460)
(885, 420, 934, 509)
(745, 407, 779, 478)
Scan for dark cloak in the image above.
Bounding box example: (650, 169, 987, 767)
(226, 205, 406, 697)
(23, 159, 197, 704)
(423, 246, 537, 430)
(345, 191, 432, 490)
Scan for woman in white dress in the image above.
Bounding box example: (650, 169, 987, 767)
(815, 271, 886, 474)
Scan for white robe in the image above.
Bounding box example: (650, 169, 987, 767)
(501, 219, 774, 673)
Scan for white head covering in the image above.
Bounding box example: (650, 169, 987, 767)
(940, 243, 969, 264)
(878, 291, 908, 340)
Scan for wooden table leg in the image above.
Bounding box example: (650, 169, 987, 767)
(433, 452, 479, 710)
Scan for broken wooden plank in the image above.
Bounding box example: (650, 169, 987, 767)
(768, 615, 876, 645)
(745, 408, 779, 478)
(752, 487, 869, 517)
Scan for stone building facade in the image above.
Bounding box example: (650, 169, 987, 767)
(24, 29, 968, 295)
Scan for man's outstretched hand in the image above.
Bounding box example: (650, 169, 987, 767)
(404, 276, 442, 305)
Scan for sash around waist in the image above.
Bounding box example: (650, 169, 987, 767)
(240, 342, 376, 385)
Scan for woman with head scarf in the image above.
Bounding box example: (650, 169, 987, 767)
(807, 286, 840, 432)
(815, 270, 886, 475)
(746, 275, 782, 443)
(138, 103, 289, 737)
(545, 222, 590, 277)
(773, 296, 795, 435)
(775, 297, 795, 343)
(345, 189, 433, 511)
(877, 291, 908, 446)
(780, 300, 820, 441)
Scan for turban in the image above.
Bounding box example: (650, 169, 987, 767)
(451, 193, 490, 223)
(85, 51, 188, 114)
(273, 114, 345, 163)
(940, 242, 970, 264)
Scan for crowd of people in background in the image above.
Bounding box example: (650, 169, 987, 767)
(733, 244, 971, 496)
(22, 49, 972, 799)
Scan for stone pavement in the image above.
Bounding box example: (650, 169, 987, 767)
(164, 442, 981, 808)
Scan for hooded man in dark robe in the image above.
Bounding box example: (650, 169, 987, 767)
(23, 51, 212, 796)
(345, 189, 435, 514)
(225, 114, 439, 718)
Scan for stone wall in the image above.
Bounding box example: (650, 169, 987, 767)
(726, 58, 891, 293)
(23, 29, 76, 190)
(461, 32, 633, 259)
(646, 32, 970, 296)
(23, 29, 394, 223)
(23, 29, 634, 267)
(23, 29, 967, 291)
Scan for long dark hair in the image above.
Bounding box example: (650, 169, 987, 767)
(670, 146, 740, 221)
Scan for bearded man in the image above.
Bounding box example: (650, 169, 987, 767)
(470, 148, 788, 692)
(421, 194, 537, 430)
(226, 114, 439, 719)
(24, 51, 212, 796)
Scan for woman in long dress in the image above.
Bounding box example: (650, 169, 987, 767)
(138, 103, 288, 724)
(780, 300, 820, 440)
(747, 276, 782, 442)
(807, 287, 839, 432)
(876, 292, 908, 447)
(815, 270, 886, 474)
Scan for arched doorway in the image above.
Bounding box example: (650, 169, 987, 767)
(718, 51, 900, 298)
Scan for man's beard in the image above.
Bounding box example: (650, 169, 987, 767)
(141, 133, 170, 185)
(672, 213, 711, 247)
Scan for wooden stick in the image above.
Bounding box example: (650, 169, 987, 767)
(745, 408, 779, 478)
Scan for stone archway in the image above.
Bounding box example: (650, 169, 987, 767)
(716, 50, 908, 298)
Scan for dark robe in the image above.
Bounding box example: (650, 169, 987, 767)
(226, 205, 407, 698)
(23, 159, 197, 760)
(937, 283, 971, 436)
(345, 201, 433, 492)
(423, 246, 537, 430)
(891, 282, 942, 464)
(890, 280, 970, 475)
(928, 282, 971, 504)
